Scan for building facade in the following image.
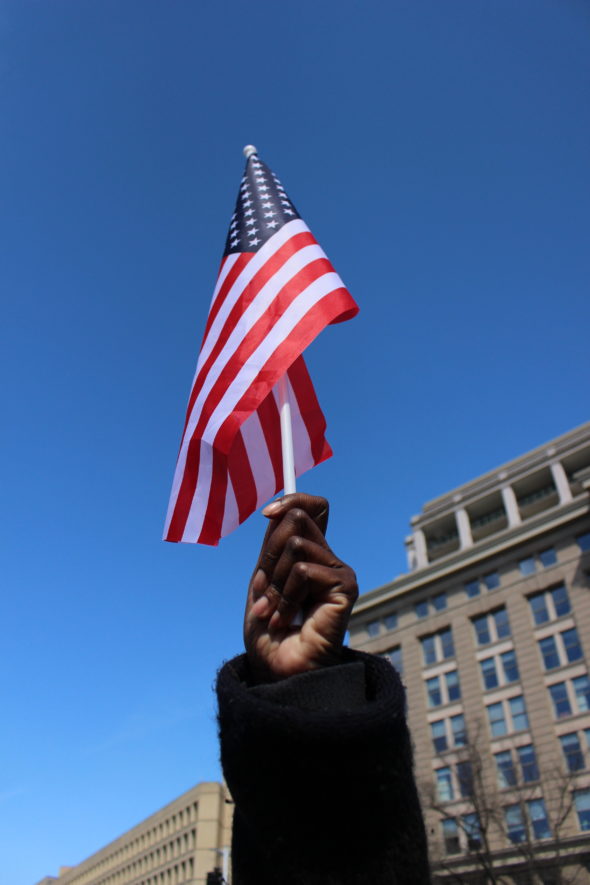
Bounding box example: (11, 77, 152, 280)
(350, 422, 590, 884)
(36, 782, 233, 885)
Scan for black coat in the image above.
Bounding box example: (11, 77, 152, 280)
(217, 648, 431, 884)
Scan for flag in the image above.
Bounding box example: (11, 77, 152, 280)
(164, 148, 358, 545)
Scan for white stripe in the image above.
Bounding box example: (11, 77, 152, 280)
(240, 409, 276, 508)
(286, 373, 315, 476)
(220, 470, 239, 539)
(204, 270, 343, 445)
(181, 439, 213, 542)
(179, 241, 331, 462)
(196, 219, 309, 372)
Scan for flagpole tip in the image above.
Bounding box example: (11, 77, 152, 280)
(243, 144, 258, 159)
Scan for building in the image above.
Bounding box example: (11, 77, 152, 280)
(36, 782, 233, 885)
(350, 422, 590, 884)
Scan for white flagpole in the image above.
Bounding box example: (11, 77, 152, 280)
(243, 145, 297, 497)
(278, 373, 297, 495)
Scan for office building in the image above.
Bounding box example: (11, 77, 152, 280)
(350, 422, 590, 883)
(36, 782, 232, 885)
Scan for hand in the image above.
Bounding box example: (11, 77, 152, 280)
(244, 494, 358, 681)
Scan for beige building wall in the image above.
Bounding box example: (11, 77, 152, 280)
(351, 422, 590, 883)
(36, 782, 233, 885)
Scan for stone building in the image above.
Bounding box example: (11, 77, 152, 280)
(350, 422, 590, 883)
(36, 782, 232, 885)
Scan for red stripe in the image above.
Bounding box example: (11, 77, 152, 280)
(287, 358, 330, 465)
(166, 435, 202, 542)
(256, 390, 283, 493)
(201, 253, 253, 345)
(227, 429, 258, 523)
(198, 447, 228, 546)
(183, 231, 317, 434)
(213, 290, 353, 456)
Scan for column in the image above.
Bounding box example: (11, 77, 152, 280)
(455, 507, 473, 549)
(501, 484, 521, 527)
(412, 528, 428, 568)
(550, 460, 572, 504)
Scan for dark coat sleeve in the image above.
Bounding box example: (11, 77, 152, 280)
(216, 648, 431, 885)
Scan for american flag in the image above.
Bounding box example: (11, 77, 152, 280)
(164, 149, 358, 545)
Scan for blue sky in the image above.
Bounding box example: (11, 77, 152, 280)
(1, 1, 589, 882)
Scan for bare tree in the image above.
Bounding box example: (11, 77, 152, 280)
(422, 722, 587, 885)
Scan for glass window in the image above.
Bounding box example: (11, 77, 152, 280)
(382, 645, 403, 674)
(462, 813, 482, 850)
(465, 579, 480, 598)
(549, 682, 572, 718)
(510, 695, 529, 731)
(577, 532, 590, 552)
(505, 804, 526, 843)
(457, 761, 473, 797)
(494, 608, 511, 639)
(422, 635, 437, 666)
(495, 750, 516, 787)
(539, 635, 560, 670)
(560, 733, 584, 772)
(487, 702, 507, 737)
(562, 628, 583, 663)
(441, 627, 455, 660)
(518, 745, 539, 782)
(528, 799, 551, 839)
(445, 670, 461, 702)
(451, 714, 467, 747)
(433, 593, 447, 611)
(427, 676, 442, 707)
(383, 613, 398, 631)
(367, 620, 380, 637)
(501, 649, 520, 683)
(530, 593, 550, 626)
(481, 657, 499, 690)
(574, 675, 590, 713)
(483, 571, 500, 590)
(552, 584, 571, 618)
(436, 767, 454, 801)
(574, 789, 590, 831)
(442, 818, 460, 854)
(431, 720, 447, 752)
(519, 556, 536, 576)
(415, 601, 429, 619)
(473, 615, 490, 645)
(539, 547, 557, 567)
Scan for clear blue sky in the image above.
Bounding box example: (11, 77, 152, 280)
(1, 1, 589, 882)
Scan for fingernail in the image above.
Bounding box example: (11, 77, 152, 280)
(251, 569, 266, 594)
(269, 611, 281, 630)
(262, 499, 283, 517)
(252, 596, 271, 618)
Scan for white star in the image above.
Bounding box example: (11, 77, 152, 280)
(283, 208, 295, 216)
(242, 198, 253, 208)
(249, 236, 260, 246)
(230, 239, 239, 247)
(243, 208, 254, 218)
(261, 201, 273, 209)
(266, 220, 279, 229)
(257, 185, 270, 192)
(280, 199, 291, 206)
(245, 218, 256, 227)
(264, 210, 276, 218)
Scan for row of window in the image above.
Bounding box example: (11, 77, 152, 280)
(426, 649, 519, 709)
(442, 789, 590, 856)
(364, 531, 590, 638)
(68, 809, 198, 885)
(431, 676, 590, 752)
(539, 626, 583, 670)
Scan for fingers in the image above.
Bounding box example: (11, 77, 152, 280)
(269, 560, 358, 630)
(263, 493, 329, 535)
(256, 507, 329, 581)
